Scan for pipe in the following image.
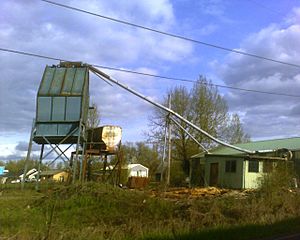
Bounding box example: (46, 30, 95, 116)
(170, 116, 209, 153)
(89, 66, 255, 154)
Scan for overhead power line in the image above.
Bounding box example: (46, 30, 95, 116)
(40, 0, 300, 69)
(0, 47, 64, 62)
(1, 47, 300, 98)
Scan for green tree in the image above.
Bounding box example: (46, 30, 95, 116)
(122, 142, 160, 178)
(168, 86, 199, 176)
(148, 75, 250, 182)
(4, 159, 48, 176)
(190, 76, 228, 147)
(148, 86, 199, 177)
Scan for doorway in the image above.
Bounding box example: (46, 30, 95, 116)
(210, 163, 219, 186)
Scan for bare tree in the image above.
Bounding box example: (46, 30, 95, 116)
(222, 113, 250, 144)
(86, 102, 100, 129)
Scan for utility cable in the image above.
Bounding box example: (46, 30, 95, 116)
(1, 47, 300, 98)
(40, 0, 300, 69)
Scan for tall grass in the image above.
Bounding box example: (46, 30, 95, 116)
(1, 175, 300, 240)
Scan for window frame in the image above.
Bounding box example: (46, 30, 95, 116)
(225, 160, 237, 173)
(248, 160, 259, 173)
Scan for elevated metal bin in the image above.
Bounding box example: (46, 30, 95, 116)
(86, 125, 122, 154)
(33, 62, 89, 144)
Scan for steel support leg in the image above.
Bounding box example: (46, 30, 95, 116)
(22, 119, 35, 190)
(35, 144, 44, 191)
(73, 120, 83, 184)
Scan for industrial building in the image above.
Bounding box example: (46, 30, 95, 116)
(191, 137, 300, 189)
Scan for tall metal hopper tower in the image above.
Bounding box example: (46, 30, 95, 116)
(23, 62, 90, 187)
(23, 62, 126, 187)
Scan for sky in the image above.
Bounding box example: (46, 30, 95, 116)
(1, 0, 300, 161)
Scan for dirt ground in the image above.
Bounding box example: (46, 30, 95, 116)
(147, 186, 255, 200)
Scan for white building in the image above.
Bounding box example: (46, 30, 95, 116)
(127, 164, 149, 178)
(19, 168, 38, 181)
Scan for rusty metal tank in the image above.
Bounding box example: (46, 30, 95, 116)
(86, 125, 122, 154)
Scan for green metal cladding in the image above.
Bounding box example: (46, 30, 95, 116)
(33, 63, 89, 144)
(191, 137, 300, 158)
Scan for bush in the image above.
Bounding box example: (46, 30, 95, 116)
(170, 162, 187, 186)
(259, 161, 297, 194)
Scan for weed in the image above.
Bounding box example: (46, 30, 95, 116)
(1, 182, 300, 240)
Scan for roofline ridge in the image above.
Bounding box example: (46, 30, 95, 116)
(246, 136, 300, 144)
(207, 136, 300, 153)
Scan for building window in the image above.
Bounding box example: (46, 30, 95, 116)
(248, 160, 259, 173)
(263, 161, 273, 173)
(225, 160, 236, 173)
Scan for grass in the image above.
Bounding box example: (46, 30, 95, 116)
(0, 182, 300, 240)
(145, 217, 300, 240)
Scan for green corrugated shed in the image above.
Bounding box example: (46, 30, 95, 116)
(191, 137, 300, 189)
(33, 62, 89, 144)
(191, 137, 300, 158)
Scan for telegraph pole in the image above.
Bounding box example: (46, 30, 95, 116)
(160, 122, 168, 182)
(166, 95, 172, 186)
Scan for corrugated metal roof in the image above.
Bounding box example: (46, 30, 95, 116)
(191, 137, 300, 158)
(38, 66, 88, 96)
(127, 164, 148, 170)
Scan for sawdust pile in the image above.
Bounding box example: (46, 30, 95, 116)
(150, 187, 253, 199)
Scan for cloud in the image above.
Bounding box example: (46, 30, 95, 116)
(0, 141, 41, 161)
(197, 24, 219, 36)
(195, 0, 234, 24)
(15, 141, 40, 152)
(0, 0, 193, 143)
(0, 0, 192, 64)
(216, 8, 300, 139)
(0, 140, 67, 162)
